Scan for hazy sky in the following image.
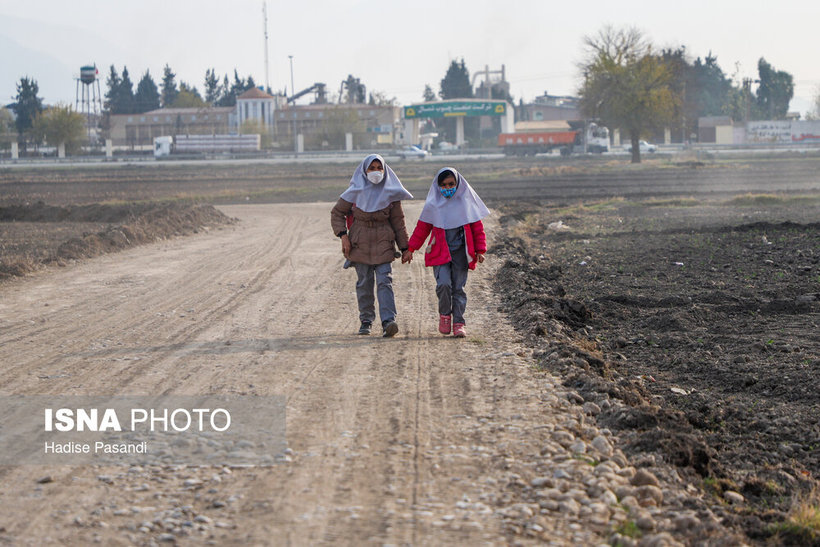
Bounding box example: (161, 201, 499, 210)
(1, 0, 818, 115)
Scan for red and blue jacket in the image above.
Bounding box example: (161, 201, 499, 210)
(407, 220, 486, 270)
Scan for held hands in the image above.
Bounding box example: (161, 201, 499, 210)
(399, 249, 481, 264)
(341, 234, 351, 258)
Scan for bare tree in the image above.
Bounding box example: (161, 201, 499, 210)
(578, 26, 679, 163)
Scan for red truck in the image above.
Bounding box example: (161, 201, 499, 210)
(498, 131, 578, 156)
(498, 122, 610, 156)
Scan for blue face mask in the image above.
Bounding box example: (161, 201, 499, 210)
(439, 186, 456, 198)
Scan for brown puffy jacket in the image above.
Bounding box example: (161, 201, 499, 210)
(331, 198, 409, 265)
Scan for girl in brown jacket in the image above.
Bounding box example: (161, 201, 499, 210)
(331, 154, 412, 337)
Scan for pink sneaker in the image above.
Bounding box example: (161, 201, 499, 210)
(453, 323, 466, 338)
(438, 314, 452, 334)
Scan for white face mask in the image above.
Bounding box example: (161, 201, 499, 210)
(366, 170, 384, 184)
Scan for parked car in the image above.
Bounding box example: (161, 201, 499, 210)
(623, 140, 657, 153)
(395, 145, 430, 159)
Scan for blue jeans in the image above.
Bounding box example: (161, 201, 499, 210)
(354, 262, 396, 325)
(433, 247, 469, 324)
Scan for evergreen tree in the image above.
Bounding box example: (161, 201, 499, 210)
(204, 68, 220, 105)
(12, 76, 43, 139)
(229, 70, 246, 101)
(659, 48, 694, 141)
(221, 70, 258, 105)
(104, 65, 121, 113)
(439, 59, 473, 99)
(438, 60, 474, 143)
(119, 66, 135, 114)
(692, 54, 733, 117)
(755, 58, 794, 119)
(217, 74, 233, 107)
(104, 65, 139, 114)
(489, 84, 513, 103)
(160, 64, 179, 108)
(659, 48, 735, 140)
(423, 84, 437, 102)
(134, 70, 160, 113)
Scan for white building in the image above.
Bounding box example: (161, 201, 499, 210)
(236, 87, 279, 131)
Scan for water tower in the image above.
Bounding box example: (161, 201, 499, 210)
(75, 64, 103, 141)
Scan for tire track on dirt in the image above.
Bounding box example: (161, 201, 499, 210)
(0, 202, 595, 545)
(0, 209, 308, 395)
(409, 276, 429, 547)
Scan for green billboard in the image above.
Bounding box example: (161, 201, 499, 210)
(404, 100, 507, 119)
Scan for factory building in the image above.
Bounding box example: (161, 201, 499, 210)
(107, 86, 398, 151)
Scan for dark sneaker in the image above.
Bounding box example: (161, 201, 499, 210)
(358, 321, 372, 335)
(382, 320, 398, 338)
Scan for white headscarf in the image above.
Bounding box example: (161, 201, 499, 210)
(339, 154, 413, 212)
(417, 167, 490, 229)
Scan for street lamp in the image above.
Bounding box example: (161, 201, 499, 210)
(288, 55, 297, 154)
(288, 55, 295, 100)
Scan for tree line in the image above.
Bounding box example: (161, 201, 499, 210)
(577, 26, 797, 162)
(2, 29, 815, 156)
(1, 76, 86, 154)
(415, 44, 799, 153)
(104, 65, 259, 114)
(2, 65, 261, 153)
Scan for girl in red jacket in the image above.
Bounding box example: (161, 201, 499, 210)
(403, 167, 489, 338)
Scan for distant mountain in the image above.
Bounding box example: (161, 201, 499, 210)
(0, 33, 74, 105)
(0, 14, 129, 105)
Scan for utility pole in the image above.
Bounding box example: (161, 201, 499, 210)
(681, 79, 686, 144)
(262, 2, 270, 93)
(743, 78, 752, 123)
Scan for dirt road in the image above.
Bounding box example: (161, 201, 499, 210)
(0, 202, 616, 545)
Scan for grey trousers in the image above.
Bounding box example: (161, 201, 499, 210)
(354, 262, 396, 325)
(433, 248, 469, 324)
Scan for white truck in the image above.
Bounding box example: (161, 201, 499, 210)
(153, 136, 174, 158)
(585, 123, 610, 153)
